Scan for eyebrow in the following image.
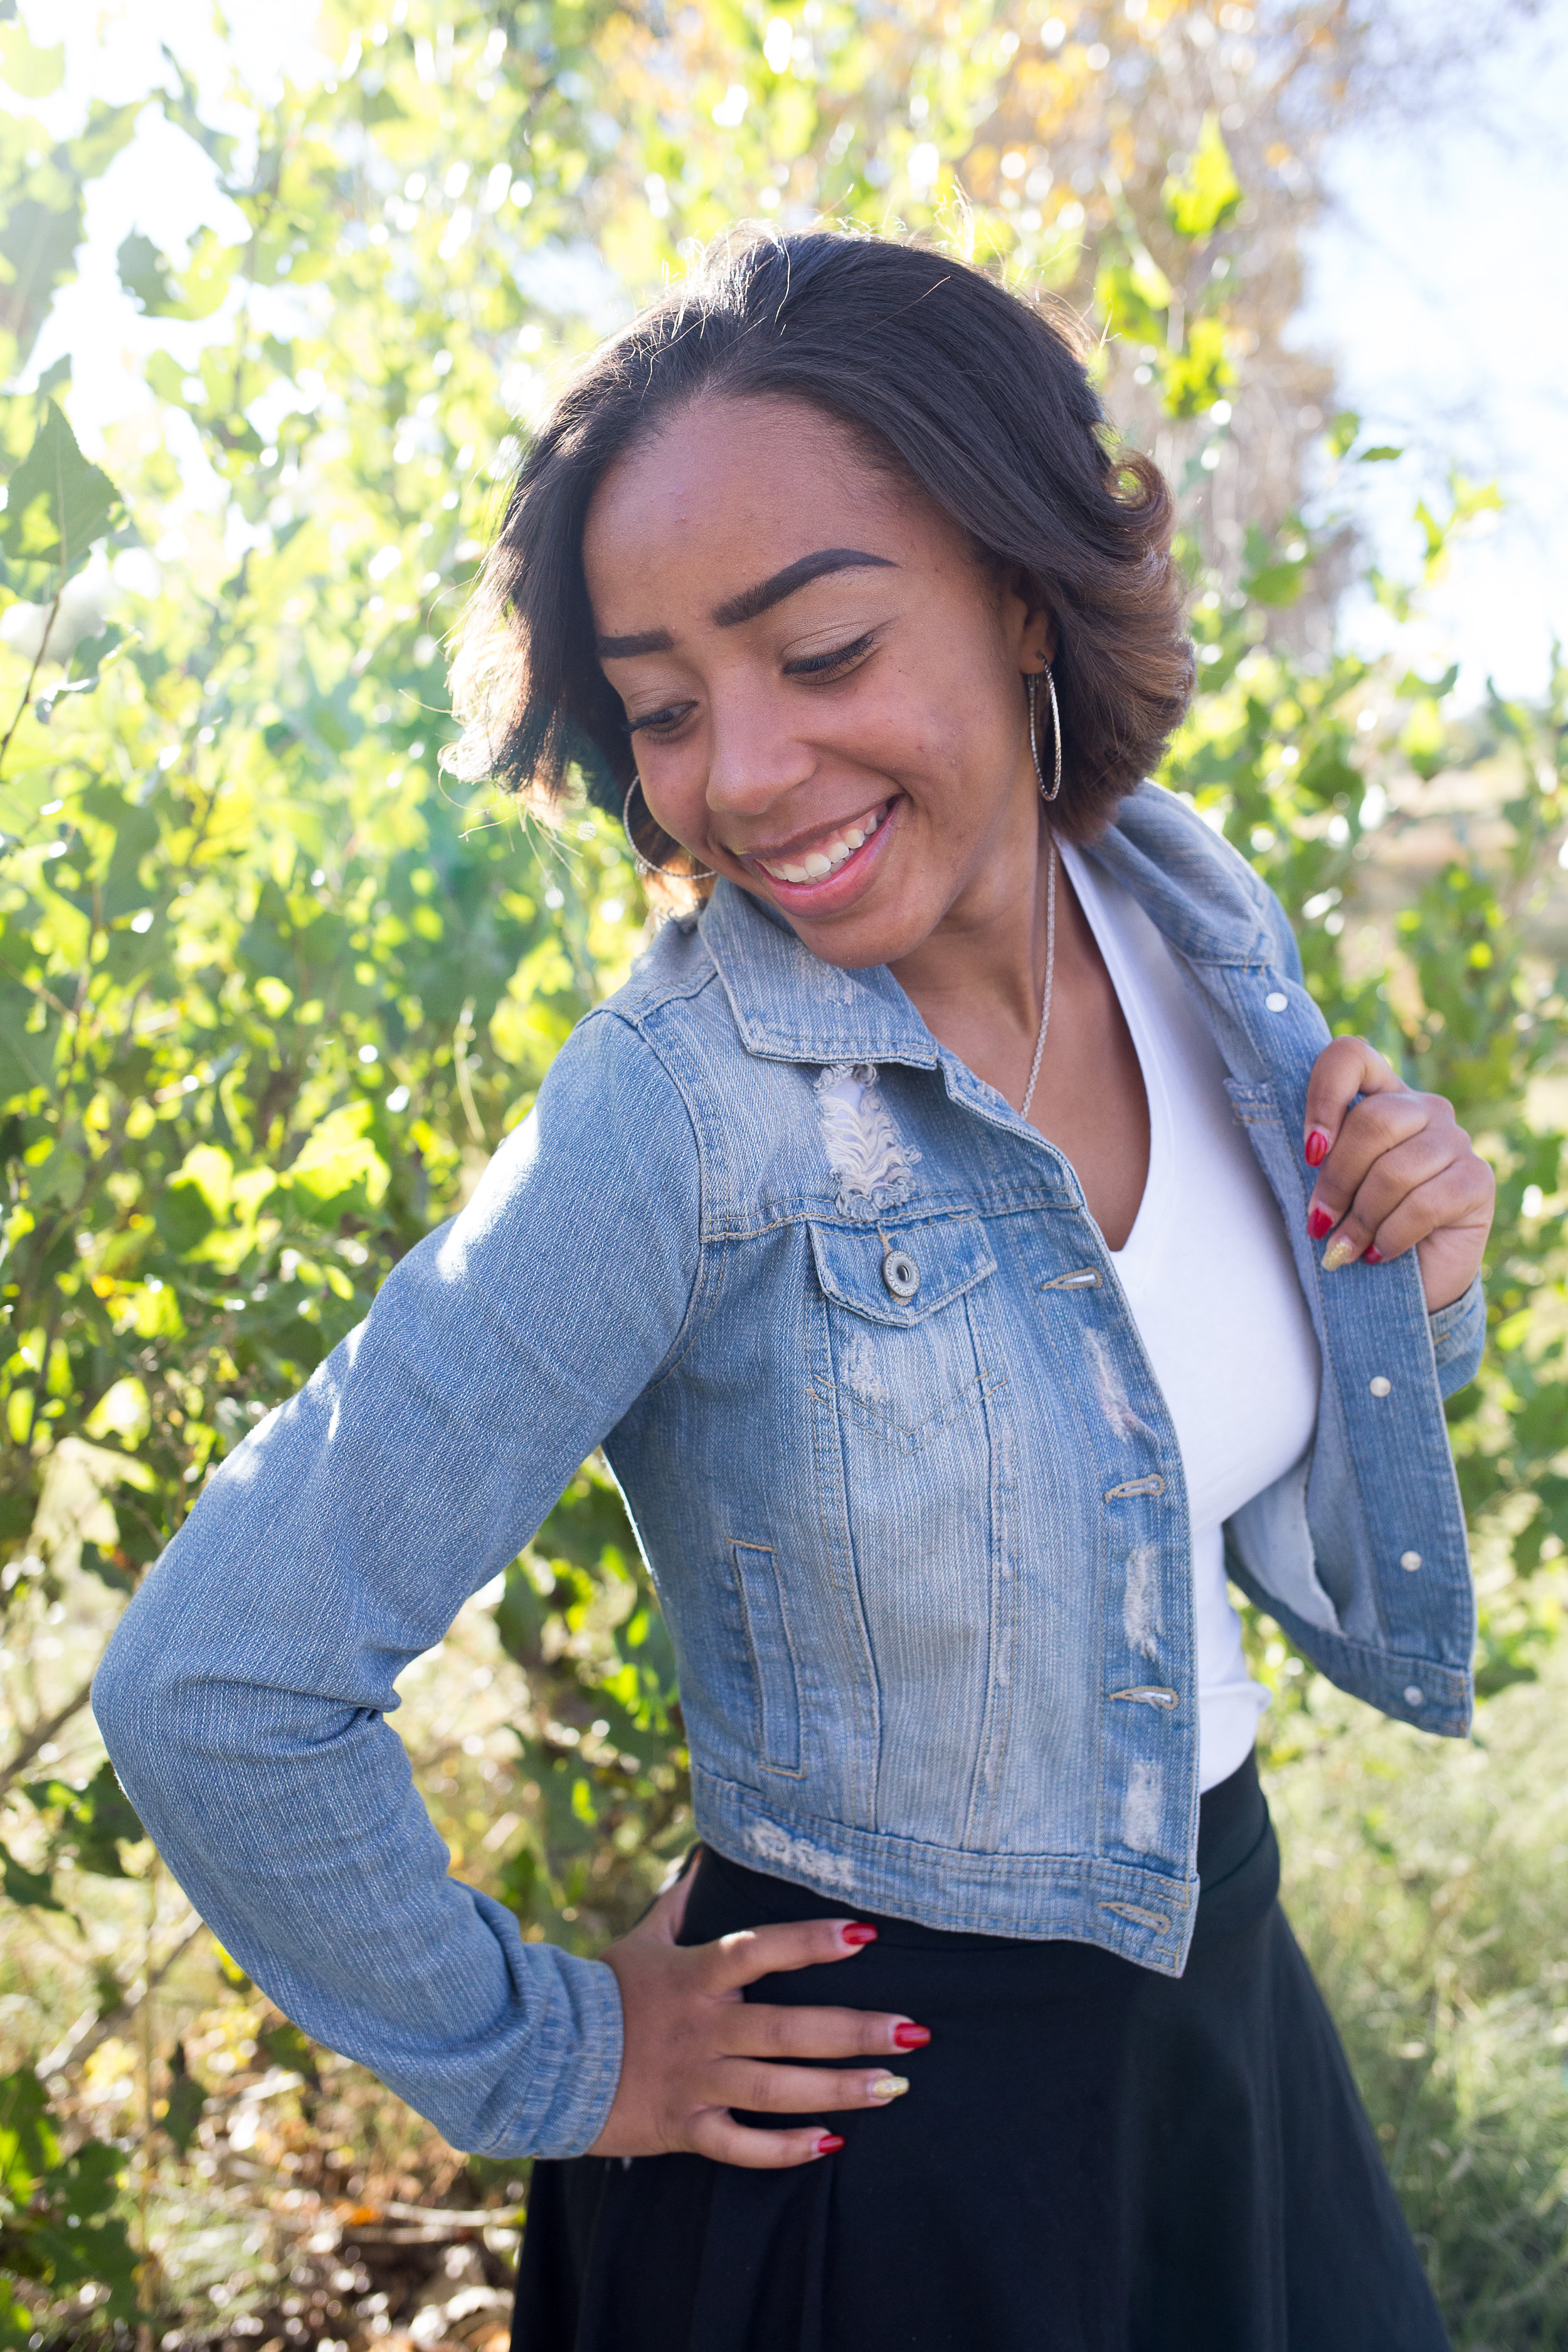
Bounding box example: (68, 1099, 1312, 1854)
(593, 546, 896, 659)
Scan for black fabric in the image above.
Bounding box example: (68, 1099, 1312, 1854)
(512, 1755, 1448, 2352)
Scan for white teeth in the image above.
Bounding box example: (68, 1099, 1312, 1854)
(760, 805, 886, 885)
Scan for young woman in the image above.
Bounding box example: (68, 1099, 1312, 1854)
(96, 231, 1493, 2351)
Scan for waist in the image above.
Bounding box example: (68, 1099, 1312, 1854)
(682, 1750, 1272, 1959)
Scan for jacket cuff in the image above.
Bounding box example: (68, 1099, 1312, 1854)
(1429, 1273, 1486, 1399)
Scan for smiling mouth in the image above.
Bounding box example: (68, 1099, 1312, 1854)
(745, 800, 893, 886)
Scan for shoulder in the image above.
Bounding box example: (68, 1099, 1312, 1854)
(1096, 781, 1300, 978)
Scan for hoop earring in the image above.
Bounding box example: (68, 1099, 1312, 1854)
(622, 778, 716, 881)
(1027, 665, 1063, 803)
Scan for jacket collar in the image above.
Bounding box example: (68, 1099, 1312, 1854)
(699, 781, 1278, 1069)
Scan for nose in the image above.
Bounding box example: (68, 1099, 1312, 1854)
(705, 675, 815, 826)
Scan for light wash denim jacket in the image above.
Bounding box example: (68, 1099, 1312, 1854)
(94, 783, 1485, 2160)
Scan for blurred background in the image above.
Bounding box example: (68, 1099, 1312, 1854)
(1, 4, 1565, 2348)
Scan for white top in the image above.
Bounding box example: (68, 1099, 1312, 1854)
(1059, 841, 1322, 1791)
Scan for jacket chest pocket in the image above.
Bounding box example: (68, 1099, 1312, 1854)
(808, 1216, 1002, 1452)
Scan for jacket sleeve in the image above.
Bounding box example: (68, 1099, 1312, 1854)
(1428, 1271, 1486, 1399)
(92, 1010, 701, 2159)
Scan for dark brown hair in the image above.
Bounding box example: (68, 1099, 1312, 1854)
(447, 227, 1193, 885)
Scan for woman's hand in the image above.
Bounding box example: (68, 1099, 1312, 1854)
(1301, 1037, 1495, 1312)
(588, 1858, 928, 2168)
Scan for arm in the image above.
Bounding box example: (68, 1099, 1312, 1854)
(93, 1011, 702, 2159)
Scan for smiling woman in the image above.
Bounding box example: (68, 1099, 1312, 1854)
(98, 228, 1493, 2352)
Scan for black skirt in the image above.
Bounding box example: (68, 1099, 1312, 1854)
(512, 1755, 1449, 2352)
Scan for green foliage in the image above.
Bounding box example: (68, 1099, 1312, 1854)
(0, 8, 1562, 2346)
(0, 2068, 139, 2338)
(1163, 113, 1243, 242)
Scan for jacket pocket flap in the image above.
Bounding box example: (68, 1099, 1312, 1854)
(807, 1214, 997, 1327)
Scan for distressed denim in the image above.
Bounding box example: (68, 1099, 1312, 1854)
(94, 783, 1485, 2159)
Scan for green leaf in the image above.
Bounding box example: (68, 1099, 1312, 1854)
(161, 2045, 206, 2152)
(1325, 409, 1360, 457)
(1163, 114, 1242, 242)
(0, 401, 124, 591)
(0, 2067, 57, 2200)
(1, 1841, 64, 1911)
(1357, 444, 1404, 464)
(0, 23, 64, 98)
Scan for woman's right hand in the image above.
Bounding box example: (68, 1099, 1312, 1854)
(587, 1858, 928, 2168)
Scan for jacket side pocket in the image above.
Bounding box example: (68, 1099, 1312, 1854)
(729, 1540, 805, 1776)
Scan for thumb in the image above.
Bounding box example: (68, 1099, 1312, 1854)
(626, 1845, 704, 1946)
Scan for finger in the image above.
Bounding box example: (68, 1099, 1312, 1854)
(1316, 1128, 1462, 1269)
(727, 2001, 931, 2061)
(1307, 1094, 1449, 1242)
(1361, 1163, 1498, 1268)
(687, 2111, 844, 2169)
(700, 1917, 877, 1993)
(711, 2058, 912, 2115)
(1301, 1034, 1407, 1167)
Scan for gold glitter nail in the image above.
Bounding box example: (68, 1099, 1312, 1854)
(869, 2074, 910, 2100)
(1322, 1234, 1360, 1273)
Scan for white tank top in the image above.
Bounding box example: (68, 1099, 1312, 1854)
(1059, 840, 1322, 1791)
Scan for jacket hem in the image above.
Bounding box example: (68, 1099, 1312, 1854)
(1226, 1571, 1474, 1737)
(691, 1763, 1200, 1977)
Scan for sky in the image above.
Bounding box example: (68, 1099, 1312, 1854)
(11, 0, 1568, 708)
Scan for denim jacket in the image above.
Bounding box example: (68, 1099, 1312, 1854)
(94, 783, 1485, 2161)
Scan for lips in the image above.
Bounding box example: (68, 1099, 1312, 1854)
(749, 801, 891, 886)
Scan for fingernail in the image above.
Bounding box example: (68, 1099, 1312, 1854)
(1305, 1128, 1331, 1168)
(841, 1923, 877, 1947)
(815, 2133, 844, 2156)
(869, 2075, 909, 2101)
(1322, 1234, 1360, 1272)
(1364, 1244, 1384, 1263)
(892, 2023, 931, 2050)
(1306, 1205, 1333, 1240)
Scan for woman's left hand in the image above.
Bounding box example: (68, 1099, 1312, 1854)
(1301, 1036, 1495, 1313)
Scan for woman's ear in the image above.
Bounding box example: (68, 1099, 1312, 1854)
(1004, 567, 1056, 669)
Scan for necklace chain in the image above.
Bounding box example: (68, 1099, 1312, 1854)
(1017, 833, 1057, 1124)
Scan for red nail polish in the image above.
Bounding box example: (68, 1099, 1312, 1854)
(1364, 1244, 1384, 1263)
(841, 1923, 877, 1947)
(1306, 1206, 1333, 1240)
(816, 2134, 845, 2155)
(1305, 1128, 1330, 1168)
(892, 2023, 931, 2050)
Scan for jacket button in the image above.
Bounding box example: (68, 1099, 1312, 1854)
(1264, 990, 1288, 1012)
(882, 1249, 920, 1302)
(1369, 1375, 1392, 1397)
(1404, 1684, 1424, 1706)
(1400, 1550, 1422, 1572)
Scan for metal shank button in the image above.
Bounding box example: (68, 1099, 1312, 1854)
(882, 1249, 920, 1303)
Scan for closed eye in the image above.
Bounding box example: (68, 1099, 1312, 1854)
(626, 701, 696, 737)
(784, 630, 878, 680)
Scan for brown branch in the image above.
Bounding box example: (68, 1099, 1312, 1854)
(0, 1672, 97, 1800)
(0, 584, 63, 785)
(38, 1914, 204, 2082)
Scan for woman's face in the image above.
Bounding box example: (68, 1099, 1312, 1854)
(581, 395, 1051, 970)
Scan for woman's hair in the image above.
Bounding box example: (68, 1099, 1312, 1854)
(447, 226, 1193, 888)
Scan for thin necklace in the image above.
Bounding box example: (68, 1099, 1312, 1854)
(1017, 832, 1057, 1123)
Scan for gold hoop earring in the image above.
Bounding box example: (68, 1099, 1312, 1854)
(1027, 665, 1063, 803)
(621, 778, 716, 881)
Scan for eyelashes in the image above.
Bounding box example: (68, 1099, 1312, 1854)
(783, 629, 878, 679)
(624, 632, 879, 736)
